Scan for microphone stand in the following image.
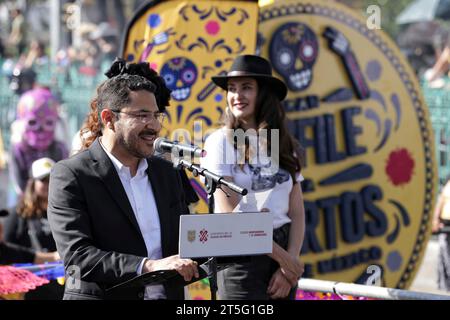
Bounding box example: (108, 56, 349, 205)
(175, 158, 247, 300)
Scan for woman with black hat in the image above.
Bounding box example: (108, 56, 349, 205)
(201, 55, 305, 300)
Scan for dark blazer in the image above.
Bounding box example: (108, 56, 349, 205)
(47, 139, 192, 300)
(3, 209, 57, 252)
(0, 241, 35, 265)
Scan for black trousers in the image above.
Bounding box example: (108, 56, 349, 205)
(218, 223, 297, 300)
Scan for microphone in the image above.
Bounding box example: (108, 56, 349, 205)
(154, 137, 207, 158)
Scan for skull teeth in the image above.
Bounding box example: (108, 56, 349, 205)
(289, 70, 311, 89)
(171, 87, 191, 101)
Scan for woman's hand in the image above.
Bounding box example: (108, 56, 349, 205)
(267, 268, 293, 299)
(278, 254, 304, 286)
(432, 218, 444, 234)
(270, 242, 304, 286)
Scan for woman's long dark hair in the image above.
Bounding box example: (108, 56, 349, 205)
(223, 79, 303, 180)
(16, 179, 47, 219)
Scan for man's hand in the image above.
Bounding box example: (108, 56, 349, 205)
(143, 255, 199, 281)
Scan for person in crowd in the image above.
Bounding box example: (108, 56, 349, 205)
(3, 157, 62, 299)
(8, 67, 36, 96)
(0, 36, 5, 58)
(1, 209, 58, 265)
(9, 88, 68, 195)
(47, 59, 199, 300)
(0, 130, 5, 173)
(424, 45, 450, 83)
(77, 39, 101, 76)
(432, 179, 450, 292)
(22, 40, 49, 69)
(89, 22, 118, 66)
(7, 8, 27, 56)
(0, 228, 58, 265)
(201, 54, 305, 300)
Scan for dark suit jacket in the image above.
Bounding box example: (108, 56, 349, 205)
(0, 241, 35, 264)
(47, 139, 193, 300)
(3, 208, 57, 252)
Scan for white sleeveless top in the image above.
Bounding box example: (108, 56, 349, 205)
(200, 128, 303, 229)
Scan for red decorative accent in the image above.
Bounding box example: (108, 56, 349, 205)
(150, 62, 158, 71)
(0, 266, 49, 295)
(385, 148, 415, 186)
(199, 229, 208, 243)
(205, 20, 220, 35)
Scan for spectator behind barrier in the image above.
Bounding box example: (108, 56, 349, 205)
(9, 88, 68, 195)
(3, 157, 63, 299)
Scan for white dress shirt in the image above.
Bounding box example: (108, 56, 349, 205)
(100, 140, 165, 299)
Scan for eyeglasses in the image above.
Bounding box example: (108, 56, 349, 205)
(111, 110, 166, 124)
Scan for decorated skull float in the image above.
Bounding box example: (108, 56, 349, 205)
(161, 57, 198, 101)
(269, 22, 319, 91)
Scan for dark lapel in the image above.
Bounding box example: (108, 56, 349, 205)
(146, 157, 170, 256)
(88, 139, 143, 238)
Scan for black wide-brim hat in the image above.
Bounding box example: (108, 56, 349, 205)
(212, 55, 288, 100)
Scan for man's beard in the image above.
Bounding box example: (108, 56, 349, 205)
(118, 128, 158, 159)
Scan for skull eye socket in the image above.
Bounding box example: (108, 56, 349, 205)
(27, 119, 38, 130)
(163, 73, 175, 86)
(181, 68, 196, 84)
(44, 119, 56, 131)
(278, 49, 294, 68)
(299, 41, 316, 62)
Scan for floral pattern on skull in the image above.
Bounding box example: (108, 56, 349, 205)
(161, 57, 198, 101)
(269, 22, 319, 91)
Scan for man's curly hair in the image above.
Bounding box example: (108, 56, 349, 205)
(104, 57, 171, 110)
(79, 58, 172, 150)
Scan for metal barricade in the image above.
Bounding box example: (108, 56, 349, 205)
(298, 278, 450, 300)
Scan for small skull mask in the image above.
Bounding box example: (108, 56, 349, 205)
(269, 22, 319, 91)
(17, 88, 59, 151)
(161, 57, 197, 101)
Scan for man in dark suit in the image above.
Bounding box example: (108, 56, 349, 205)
(47, 70, 199, 300)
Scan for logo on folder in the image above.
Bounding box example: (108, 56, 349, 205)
(199, 229, 209, 243)
(187, 230, 196, 243)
